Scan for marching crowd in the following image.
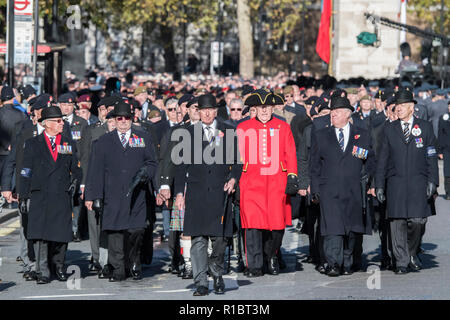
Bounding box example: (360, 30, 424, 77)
(0, 70, 449, 296)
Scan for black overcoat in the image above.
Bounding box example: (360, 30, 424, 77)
(438, 113, 450, 177)
(310, 124, 375, 236)
(19, 133, 81, 243)
(174, 120, 242, 237)
(85, 128, 157, 231)
(375, 118, 439, 218)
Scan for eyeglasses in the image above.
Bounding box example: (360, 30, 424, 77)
(230, 108, 242, 112)
(167, 108, 177, 112)
(47, 119, 63, 123)
(116, 116, 131, 121)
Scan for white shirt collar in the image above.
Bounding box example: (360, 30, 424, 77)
(169, 120, 177, 127)
(117, 129, 132, 143)
(64, 113, 74, 125)
(335, 122, 351, 151)
(202, 119, 217, 131)
(400, 116, 414, 128)
(45, 131, 56, 140)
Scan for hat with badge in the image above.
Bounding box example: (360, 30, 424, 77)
(21, 84, 37, 99)
(178, 94, 194, 105)
(31, 94, 53, 111)
(187, 97, 199, 108)
(330, 96, 353, 111)
(244, 89, 285, 107)
(113, 101, 132, 117)
(197, 94, 218, 109)
(133, 86, 147, 96)
(374, 90, 383, 99)
(305, 96, 318, 106)
(39, 106, 63, 122)
(360, 95, 372, 101)
(314, 97, 330, 113)
(395, 89, 417, 105)
(105, 110, 116, 119)
(58, 93, 76, 103)
(1, 86, 15, 101)
(97, 95, 121, 108)
(77, 94, 91, 103)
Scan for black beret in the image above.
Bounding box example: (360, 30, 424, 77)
(58, 93, 76, 103)
(97, 95, 121, 108)
(1, 86, 15, 101)
(305, 96, 318, 106)
(31, 94, 53, 111)
(179, 94, 194, 105)
(241, 85, 254, 96)
(186, 97, 199, 108)
(21, 85, 37, 99)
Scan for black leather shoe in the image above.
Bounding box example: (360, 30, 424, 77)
(24, 271, 38, 281)
(182, 266, 193, 280)
(341, 268, 353, 276)
(395, 267, 408, 274)
(213, 276, 225, 294)
(72, 232, 81, 242)
(109, 273, 126, 282)
(409, 256, 422, 271)
(130, 264, 142, 280)
(246, 268, 263, 278)
(36, 276, 50, 284)
(98, 264, 112, 279)
(315, 264, 327, 274)
(55, 267, 67, 281)
(193, 286, 209, 296)
(326, 265, 340, 277)
(89, 261, 102, 272)
(16, 256, 23, 262)
(267, 257, 280, 275)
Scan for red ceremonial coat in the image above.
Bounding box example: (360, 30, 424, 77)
(237, 117, 298, 230)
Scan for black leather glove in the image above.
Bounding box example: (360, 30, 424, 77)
(92, 199, 103, 214)
(427, 182, 437, 199)
(376, 188, 385, 203)
(68, 179, 78, 198)
(312, 193, 320, 204)
(19, 198, 29, 214)
(285, 174, 299, 195)
(136, 167, 149, 184)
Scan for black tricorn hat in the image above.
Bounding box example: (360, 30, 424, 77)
(395, 89, 417, 105)
(244, 89, 285, 107)
(330, 96, 353, 111)
(197, 94, 217, 109)
(39, 106, 63, 122)
(113, 101, 132, 117)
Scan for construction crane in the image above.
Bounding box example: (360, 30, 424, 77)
(364, 12, 449, 87)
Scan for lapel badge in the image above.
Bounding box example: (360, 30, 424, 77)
(411, 124, 421, 137)
(354, 134, 360, 140)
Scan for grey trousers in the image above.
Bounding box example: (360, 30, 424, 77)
(323, 232, 356, 269)
(191, 236, 228, 288)
(87, 209, 101, 262)
(390, 218, 427, 268)
(33, 240, 67, 278)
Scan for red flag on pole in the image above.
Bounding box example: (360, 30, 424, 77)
(315, 0, 332, 63)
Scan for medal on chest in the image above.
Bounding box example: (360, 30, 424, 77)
(71, 131, 81, 140)
(411, 124, 421, 137)
(57, 142, 73, 154)
(415, 138, 424, 148)
(129, 134, 145, 148)
(352, 146, 368, 159)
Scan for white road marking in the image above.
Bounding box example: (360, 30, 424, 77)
(22, 293, 116, 299)
(154, 289, 192, 293)
(0, 220, 20, 237)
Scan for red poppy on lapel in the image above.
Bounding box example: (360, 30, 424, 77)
(354, 134, 360, 140)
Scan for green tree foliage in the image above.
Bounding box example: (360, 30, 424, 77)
(408, 0, 449, 35)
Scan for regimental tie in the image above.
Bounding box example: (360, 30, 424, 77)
(403, 122, 410, 142)
(120, 133, 127, 148)
(50, 136, 56, 152)
(338, 128, 344, 151)
(205, 126, 213, 142)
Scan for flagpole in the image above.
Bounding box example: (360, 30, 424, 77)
(328, 0, 333, 75)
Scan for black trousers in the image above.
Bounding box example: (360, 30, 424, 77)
(191, 236, 228, 288)
(168, 230, 182, 268)
(390, 218, 426, 268)
(21, 212, 36, 261)
(377, 203, 393, 263)
(323, 232, 357, 269)
(305, 203, 325, 264)
(244, 228, 284, 271)
(107, 228, 145, 278)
